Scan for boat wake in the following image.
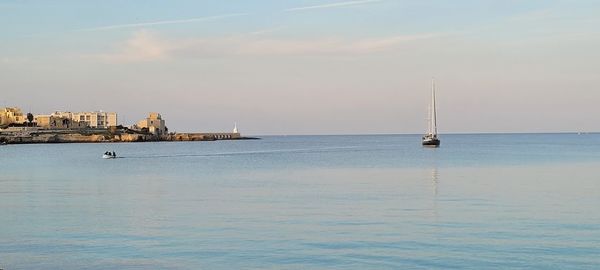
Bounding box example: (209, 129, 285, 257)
(119, 146, 368, 159)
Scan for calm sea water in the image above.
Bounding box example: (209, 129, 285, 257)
(1, 134, 599, 269)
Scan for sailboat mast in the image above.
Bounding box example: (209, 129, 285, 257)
(431, 78, 438, 136)
(427, 104, 432, 135)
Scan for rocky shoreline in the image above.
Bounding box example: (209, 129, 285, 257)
(0, 128, 257, 144)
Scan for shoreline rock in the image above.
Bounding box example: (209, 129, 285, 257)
(0, 129, 256, 145)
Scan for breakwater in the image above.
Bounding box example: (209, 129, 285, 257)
(0, 128, 253, 144)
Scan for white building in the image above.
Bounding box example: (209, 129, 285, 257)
(51, 111, 117, 128)
(0, 107, 26, 127)
(135, 112, 166, 135)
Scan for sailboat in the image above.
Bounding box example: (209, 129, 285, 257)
(422, 78, 440, 147)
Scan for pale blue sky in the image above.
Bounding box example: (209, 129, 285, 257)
(1, 0, 599, 134)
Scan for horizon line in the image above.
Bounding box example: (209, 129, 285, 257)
(219, 131, 599, 137)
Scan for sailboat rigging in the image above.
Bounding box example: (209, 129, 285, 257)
(422, 78, 441, 147)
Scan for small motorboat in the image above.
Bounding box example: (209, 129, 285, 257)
(102, 151, 117, 159)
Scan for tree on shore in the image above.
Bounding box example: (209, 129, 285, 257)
(27, 113, 34, 126)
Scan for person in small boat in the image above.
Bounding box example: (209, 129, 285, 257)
(112, 151, 116, 157)
(104, 151, 110, 155)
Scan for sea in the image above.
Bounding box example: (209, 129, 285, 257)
(1, 134, 599, 269)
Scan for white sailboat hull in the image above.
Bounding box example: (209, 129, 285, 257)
(422, 136, 440, 146)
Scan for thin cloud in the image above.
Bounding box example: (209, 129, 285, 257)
(244, 26, 286, 36)
(507, 8, 556, 22)
(237, 33, 443, 55)
(76, 13, 247, 32)
(89, 30, 445, 63)
(87, 30, 173, 62)
(285, 0, 383, 12)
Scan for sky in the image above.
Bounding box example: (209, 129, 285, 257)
(1, 0, 599, 135)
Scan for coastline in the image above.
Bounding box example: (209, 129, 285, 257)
(0, 128, 258, 144)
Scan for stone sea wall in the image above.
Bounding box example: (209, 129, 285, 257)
(0, 132, 156, 144)
(0, 129, 248, 144)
